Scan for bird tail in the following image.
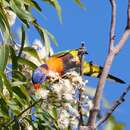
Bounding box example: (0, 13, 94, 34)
(83, 61, 125, 84)
(107, 74, 125, 84)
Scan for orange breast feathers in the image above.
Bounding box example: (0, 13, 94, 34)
(46, 57, 64, 75)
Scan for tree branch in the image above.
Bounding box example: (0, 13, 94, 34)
(96, 84, 130, 128)
(112, 0, 130, 54)
(87, 51, 115, 128)
(109, 0, 116, 51)
(86, 1, 130, 129)
(4, 98, 43, 127)
(114, 29, 130, 54)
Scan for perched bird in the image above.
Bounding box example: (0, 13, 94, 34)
(32, 47, 125, 90)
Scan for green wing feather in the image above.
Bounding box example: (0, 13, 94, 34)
(51, 50, 72, 57)
(83, 61, 125, 84)
(51, 46, 87, 58)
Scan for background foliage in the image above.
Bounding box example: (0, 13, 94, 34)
(0, 0, 126, 130)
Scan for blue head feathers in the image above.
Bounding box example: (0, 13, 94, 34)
(32, 64, 48, 85)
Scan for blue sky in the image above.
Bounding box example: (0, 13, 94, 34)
(13, 0, 130, 129)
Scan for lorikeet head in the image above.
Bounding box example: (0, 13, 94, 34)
(32, 64, 48, 90)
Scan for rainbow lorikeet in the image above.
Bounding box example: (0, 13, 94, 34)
(32, 47, 125, 90)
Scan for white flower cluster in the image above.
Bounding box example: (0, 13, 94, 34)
(35, 71, 93, 129)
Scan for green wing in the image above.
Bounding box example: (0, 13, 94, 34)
(52, 49, 80, 58)
(83, 61, 125, 84)
(51, 46, 87, 58)
(52, 50, 71, 57)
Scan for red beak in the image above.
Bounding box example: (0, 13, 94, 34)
(33, 84, 41, 91)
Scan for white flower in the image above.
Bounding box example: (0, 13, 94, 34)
(61, 79, 74, 93)
(32, 39, 54, 59)
(4, 9, 16, 26)
(48, 71, 60, 81)
(81, 93, 89, 101)
(49, 77, 74, 100)
(3, 87, 10, 98)
(27, 125, 33, 130)
(58, 110, 70, 129)
(64, 103, 79, 117)
(49, 82, 63, 99)
(35, 89, 49, 99)
(88, 100, 93, 110)
(36, 70, 92, 129)
(63, 93, 73, 101)
(64, 71, 85, 88)
(70, 117, 79, 128)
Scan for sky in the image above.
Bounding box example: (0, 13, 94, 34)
(13, 0, 130, 129)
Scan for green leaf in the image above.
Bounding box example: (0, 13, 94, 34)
(22, 47, 41, 61)
(104, 116, 125, 130)
(7, 100, 21, 114)
(11, 70, 27, 81)
(18, 25, 26, 57)
(11, 81, 27, 87)
(17, 57, 37, 70)
(12, 118, 20, 130)
(33, 21, 51, 55)
(0, 78, 3, 91)
(42, 29, 51, 55)
(14, 94, 27, 108)
(43, 0, 62, 22)
(0, 6, 11, 40)
(12, 86, 28, 101)
(10, 0, 34, 26)
(46, 30, 58, 47)
(0, 12, 6, 32)
(0, 71, 12, 96)
(0, 44, 9, 71)
(24, 0, 42, 12)
(0, 98, 9, 118)
(12, 85, 30, 103)
(24, 117, 37, 130)
(51, 107, 58, 120)
(9, 45, 18, 70)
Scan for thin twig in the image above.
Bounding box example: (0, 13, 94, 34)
(78, 43, 86, 126)
(4, 98, 43, 127)
(96, 84, 130, 128)
(127, 0, 130, 28)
